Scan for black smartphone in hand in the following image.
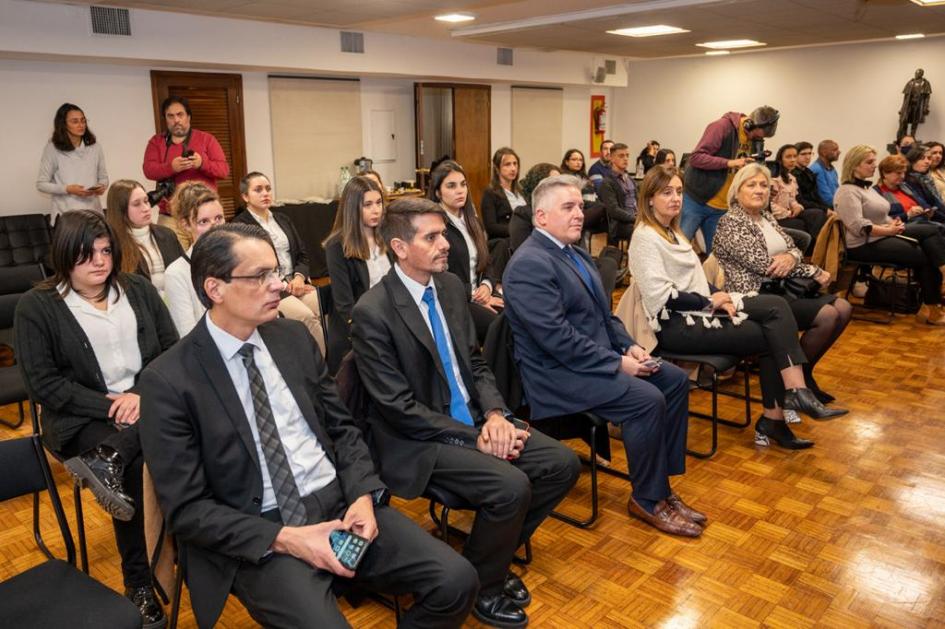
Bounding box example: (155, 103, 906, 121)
(330, 529, 370, 571)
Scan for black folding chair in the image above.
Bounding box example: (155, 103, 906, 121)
(0, 435, 141, 627)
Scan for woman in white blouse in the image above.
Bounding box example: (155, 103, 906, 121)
(164, 181, 225, 335)
(323, 175, 392, 372)
(105, 179, 184, 299)
(231, 172, 324, 355)
(36, 103, 108, 220)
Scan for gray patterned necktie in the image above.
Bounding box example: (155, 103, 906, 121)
(237, 343, 308, 526)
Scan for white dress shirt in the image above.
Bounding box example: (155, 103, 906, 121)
(61, 284, 141, 393)
(393, 264, 470, 405)
(206, 314, 337, 512)
(365, 243, 391, 289)
(164, 248, 205, 336)
(445, 211, 481, 292)
(504, 188, 527, 210)
(248, 210, 294, 279)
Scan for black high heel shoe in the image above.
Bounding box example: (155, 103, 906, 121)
(754, 416, 814, 450)
(784, 388, 848, 420)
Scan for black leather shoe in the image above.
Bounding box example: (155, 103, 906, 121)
(472, 593, 528, 628)
(503, 572, 531, 607)
(784, 388, 847, 420)
(64, 446, 135, 521)
(126, 586, 167, 629)
(754, 416, 814, 450)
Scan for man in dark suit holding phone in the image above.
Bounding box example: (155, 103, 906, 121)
(351, 198, 580, 629)
(503, 175, 705, 539)
(139, 223, 477, 629)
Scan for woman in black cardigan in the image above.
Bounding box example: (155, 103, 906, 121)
(15, 210, 177, 628)
(479, 147, 521, 278)
(232, 171, 324, 354)
(323, 175, 391, 372)
(105, 179, 184, 299)
(429, 160, 499, 343)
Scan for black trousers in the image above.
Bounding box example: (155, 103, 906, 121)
(469, 302, 497, 346)
(232, 480, 479, 629)
(779, 208, 827, 254)
(656, 294, 808, 409)
(589, 361, 689, 504)
(848, 223, 945, 305)
(426, 430, 580, 596)
(59, 420, 149, 589)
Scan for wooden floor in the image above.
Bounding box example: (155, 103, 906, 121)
(2, 302, 945, 628)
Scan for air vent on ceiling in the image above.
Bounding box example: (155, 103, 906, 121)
(497, 48, 513, 66)
(341, 31, 364, 54)
(605, 59, 617, 75)
(90, 6, 131, 36)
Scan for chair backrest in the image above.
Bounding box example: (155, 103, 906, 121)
(0, 292, 20, 330)
(0, 213, 50, 297)
(315, 282, 334, 366)
(0, 434, 76, 564)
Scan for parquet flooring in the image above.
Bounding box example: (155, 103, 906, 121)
(2, 299, 945, 628)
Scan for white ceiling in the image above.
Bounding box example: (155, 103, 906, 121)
(32, 0, 945, 58)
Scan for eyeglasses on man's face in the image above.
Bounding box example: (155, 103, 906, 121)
(227, 268, 282, 288)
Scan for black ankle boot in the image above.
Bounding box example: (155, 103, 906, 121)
(784, 388, 847, 420)
(64, 446, 135, 521)
(803, 365, 836, 404)
(755, 416, 814, 450)
(126, 586, 167, 629)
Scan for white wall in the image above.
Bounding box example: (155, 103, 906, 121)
(0, 59, 275, 215)
(611, 37, 945, 165)
(359, 78, 416, 186)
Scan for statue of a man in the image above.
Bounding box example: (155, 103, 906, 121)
(898, 68, 932, 140)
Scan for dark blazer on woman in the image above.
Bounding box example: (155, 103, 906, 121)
(445, 218, 497, 297)
(14, 273, 178, 451)
(140, 224, 185, 277)
(232, 208, 311, 279)
(480, 187, 518, 239)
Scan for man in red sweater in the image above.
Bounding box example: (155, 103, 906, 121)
(143, 96, 230, 226)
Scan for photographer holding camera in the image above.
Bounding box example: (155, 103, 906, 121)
(681, 106, 780, 252)
(142, 96, 229, 230)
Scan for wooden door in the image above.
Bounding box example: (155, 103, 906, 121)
(150, 71, 247, 216)
(453, 85, 491, 213)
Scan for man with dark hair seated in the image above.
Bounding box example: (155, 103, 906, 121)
(597, 142, 636, 246)
(503, 175, 704, 539)
(793, 141, 831, 212)
(139, 222, 478, 629)
(351, 198, 580, 629)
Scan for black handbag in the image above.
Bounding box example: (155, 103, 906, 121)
(863, 268, 920, 314)
(759, 276, 821, 300)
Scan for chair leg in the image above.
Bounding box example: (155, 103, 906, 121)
(550, 424, 601, 528)
(169, 551, 184, 629)
(687, 370, 719, 459)
(0, 401, 26, 429)
(73, 480, 89, 574)
(513, 540, 533, 566)
(32, 491, 56, 560)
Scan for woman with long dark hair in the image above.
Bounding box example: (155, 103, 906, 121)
(479, 148, 519, 277)
(15, 210, 177, 628)
(927, 141, 945, 200)
(324, 175, 391, 369)
(105, 179, 184, 299)
(770, 144, 827, 252)
(36, 103, 108, 219)
(429, 160, 499, 342)
(655, 149, 676, 168)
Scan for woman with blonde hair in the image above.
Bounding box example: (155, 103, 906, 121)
(105, 179, 184, 298)
(163, 181, 225, 335)
(713, 163, 851, 409)
(834, 144, 945, 325)
(630, 165, 838, 450)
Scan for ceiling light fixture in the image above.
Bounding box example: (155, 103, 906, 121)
(895, 33, 926, 40)
(910, 0, 945, 6)
(435, 13, 475, 23)
(697, 39, 766, 49)
(607, 25, 690, 38)
(705, 50, 731, 56)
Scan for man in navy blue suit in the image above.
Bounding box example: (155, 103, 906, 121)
(503, 175, 705, 538)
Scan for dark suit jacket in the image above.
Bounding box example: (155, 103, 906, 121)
(135, 224, 184, 280)
(502, 231, 635, 419)
(480, 187, 519, 239)
(232, 208, 311, 279)
(598, 173, 634, 242)
(445, 218, 497, 297)
(139, 316, 384, 628)
(350, 269, 507, 499)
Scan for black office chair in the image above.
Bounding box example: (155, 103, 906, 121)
(316, 282, 347, 376)
(0, 435, 141, 627)
(838, 221, 916, 324)
(0, 293, 30, 429)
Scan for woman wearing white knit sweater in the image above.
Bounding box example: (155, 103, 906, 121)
(628, 166, 840, 451)
(105, 179, 184, 299)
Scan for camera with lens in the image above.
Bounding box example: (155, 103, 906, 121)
(147, 179, 176, 206)
(750, 138, 772, 164)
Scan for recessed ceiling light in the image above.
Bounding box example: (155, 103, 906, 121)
(896, 33, 926, 40)
(435, 13, 475, 23)
(697, 39, 766, 49)
(607, 25, 690, 38)
(910, 0, 945, 6)
(705, 50, 731, 56)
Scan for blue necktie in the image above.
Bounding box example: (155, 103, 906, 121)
(422, 287, 475, 426)
(564, 246, 594, 293)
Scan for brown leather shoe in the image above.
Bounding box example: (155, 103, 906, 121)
(667, 492, 707, 525)
(627, 496, 702, 537)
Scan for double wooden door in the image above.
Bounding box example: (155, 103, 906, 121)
(150, 70, 247, 216)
